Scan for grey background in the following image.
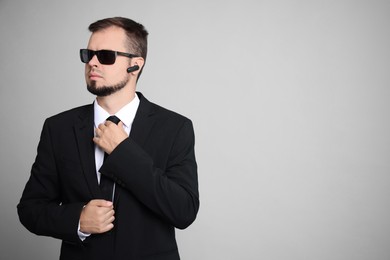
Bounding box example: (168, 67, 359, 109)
(1, 0, 389, 259)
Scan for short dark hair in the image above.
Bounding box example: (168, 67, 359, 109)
(88, 17, 148, 79)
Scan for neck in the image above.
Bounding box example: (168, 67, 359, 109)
(96, 88, 136, 115)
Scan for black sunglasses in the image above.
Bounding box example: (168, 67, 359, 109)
(80, 49, 138, 65)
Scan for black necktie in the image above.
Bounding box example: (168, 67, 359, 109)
(106, 115, 121, 125)
(100, 115, 120, 201)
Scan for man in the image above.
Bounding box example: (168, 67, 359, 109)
(17, 17, 199, 260)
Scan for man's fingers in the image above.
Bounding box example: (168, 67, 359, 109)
(103, 211, 115, 225)
(88, 199, 113, 207)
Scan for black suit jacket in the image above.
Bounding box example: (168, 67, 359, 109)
(17, 92, 199, 260)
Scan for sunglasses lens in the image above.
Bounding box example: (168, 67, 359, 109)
(79, 49, 117, 64)
(97, 50, 116, 65)
(80, 49, 92, 63)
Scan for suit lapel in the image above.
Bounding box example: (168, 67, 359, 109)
(130, 92, 157, 146)
(74, 105, 101, 198)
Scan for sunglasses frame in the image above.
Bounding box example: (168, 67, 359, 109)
(80, 49, 138, 65)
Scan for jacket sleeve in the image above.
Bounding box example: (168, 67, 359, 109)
(17, 119, 85, 244)
(100, 119, 199, 229)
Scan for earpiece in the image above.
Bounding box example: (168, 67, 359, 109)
(127, 65, 140, 73)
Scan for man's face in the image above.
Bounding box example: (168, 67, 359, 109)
(85, 26, 130, 96)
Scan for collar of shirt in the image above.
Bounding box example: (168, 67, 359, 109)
(93, 94, 140, 133)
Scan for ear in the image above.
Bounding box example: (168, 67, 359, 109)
(130, 57, 145, 75)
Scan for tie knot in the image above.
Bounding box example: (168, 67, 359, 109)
(106, 115, 121, 125)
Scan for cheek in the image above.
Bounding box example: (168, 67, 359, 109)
(112, 66, 129, 79)
(84, 67, 91, 83)
(115, 60, 131, 75)
(84, 65, 91, 75)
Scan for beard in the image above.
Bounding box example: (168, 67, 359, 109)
(87, 77, 128, 97)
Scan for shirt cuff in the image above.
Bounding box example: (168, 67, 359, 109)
(77, 220, 91, 241)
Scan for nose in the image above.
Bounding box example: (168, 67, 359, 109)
(88, 54, 100, 66)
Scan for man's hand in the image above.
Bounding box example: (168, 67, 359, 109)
(93, 121, 128, 154)
(80, 199, 115, 234)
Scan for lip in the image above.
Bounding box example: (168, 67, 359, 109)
(89, 73, 102, 80)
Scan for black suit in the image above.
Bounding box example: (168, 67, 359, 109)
(17, 92, 199, 260)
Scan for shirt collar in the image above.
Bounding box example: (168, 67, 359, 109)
(93, 94, 140, 128)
